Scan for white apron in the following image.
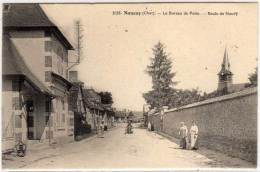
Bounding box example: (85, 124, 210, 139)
(190, 125, 198, 148)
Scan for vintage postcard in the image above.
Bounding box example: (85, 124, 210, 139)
(1, 1, 258, 171)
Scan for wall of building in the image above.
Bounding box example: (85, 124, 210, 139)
(2, 79, 15, 151)
(7, 30, 73, 145)
(149, 87, 257, 163)
(2, 77, 30, 151)
(51, 35, 68, 79)
(49, 33, 72, 143)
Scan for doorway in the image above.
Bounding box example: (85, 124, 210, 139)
(26, 100, 34, 140)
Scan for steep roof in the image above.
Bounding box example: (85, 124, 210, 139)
(2, 34, 53, 96)
(218, 48, 232, 75)
(3, 3, 74, 50)
(83, 89, 101, 102)
(82, 89, 103, 110)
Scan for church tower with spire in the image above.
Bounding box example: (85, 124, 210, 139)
(217, 48, 233, 92)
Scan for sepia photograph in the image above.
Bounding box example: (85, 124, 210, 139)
(1, 1, 258, 170)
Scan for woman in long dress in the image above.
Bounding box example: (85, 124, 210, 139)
(148, 122, 151, 131)
(190, 121, 199, 150)
(179, 122, 188, 149)
(100, 121, 105, 138)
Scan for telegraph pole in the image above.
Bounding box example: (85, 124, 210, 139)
(67, 20, 84, 70)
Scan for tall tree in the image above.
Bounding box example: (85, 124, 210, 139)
(98, 92, 113, 105)
(143, 42, 177, 110)
(248, 67, 257, 87)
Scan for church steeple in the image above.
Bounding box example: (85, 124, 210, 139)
(217, 47, 233, 92)
(221, 48, 231, 72)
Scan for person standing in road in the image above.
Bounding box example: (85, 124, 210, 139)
(148, 121, 151, 131)
(190, 120, 199, 150)
(99, 120, 105, 138)
(179, 122, 188, 149)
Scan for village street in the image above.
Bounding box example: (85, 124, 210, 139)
(3, 123, 254, 169)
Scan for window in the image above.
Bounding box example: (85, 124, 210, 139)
(45, 41, 52, 52)
(45, 56, 52, 67)
(45, 71, 51, 82)
(3, 4, 10, 12)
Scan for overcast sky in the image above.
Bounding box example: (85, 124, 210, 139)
(42, 3, 257, 111)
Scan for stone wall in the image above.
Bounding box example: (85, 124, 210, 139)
(148, 87, 257, 163)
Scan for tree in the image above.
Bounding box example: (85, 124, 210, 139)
(248, 67, 257, 87)
(98, 92, 113, 105)
(168, 88, 203, 108)
(143, 42, 177, 110)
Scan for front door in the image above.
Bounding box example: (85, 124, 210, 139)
(26, 100, 34, 140)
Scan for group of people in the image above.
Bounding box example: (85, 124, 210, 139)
(179, 120, 199, 150)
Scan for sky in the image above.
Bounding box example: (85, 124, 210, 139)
(41, 3, 258, 111)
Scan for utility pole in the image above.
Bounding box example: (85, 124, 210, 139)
(67, 20, 84, 71)
(76, 20, 84, 63)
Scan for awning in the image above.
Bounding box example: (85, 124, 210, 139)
(51, 72, 73, 90)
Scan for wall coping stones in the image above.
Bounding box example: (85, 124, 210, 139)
(165, 87, 257, 113)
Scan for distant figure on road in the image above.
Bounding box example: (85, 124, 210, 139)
(148, 122, 151, 131)
(125, 120, 133, 134)
(104, 120, 108, 131)
(179, 122, 188, 149)
(99, 121, 105, 138)
(190, 121, 199, 150)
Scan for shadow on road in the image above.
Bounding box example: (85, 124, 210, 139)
(149, 130, 255, 168)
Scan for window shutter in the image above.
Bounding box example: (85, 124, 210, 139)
(45, 41, 52, 52)
(45, 56, 52, 67)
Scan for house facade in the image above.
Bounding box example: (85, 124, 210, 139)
(2, 4, 74, 152)
(68, 80, 95, 139)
